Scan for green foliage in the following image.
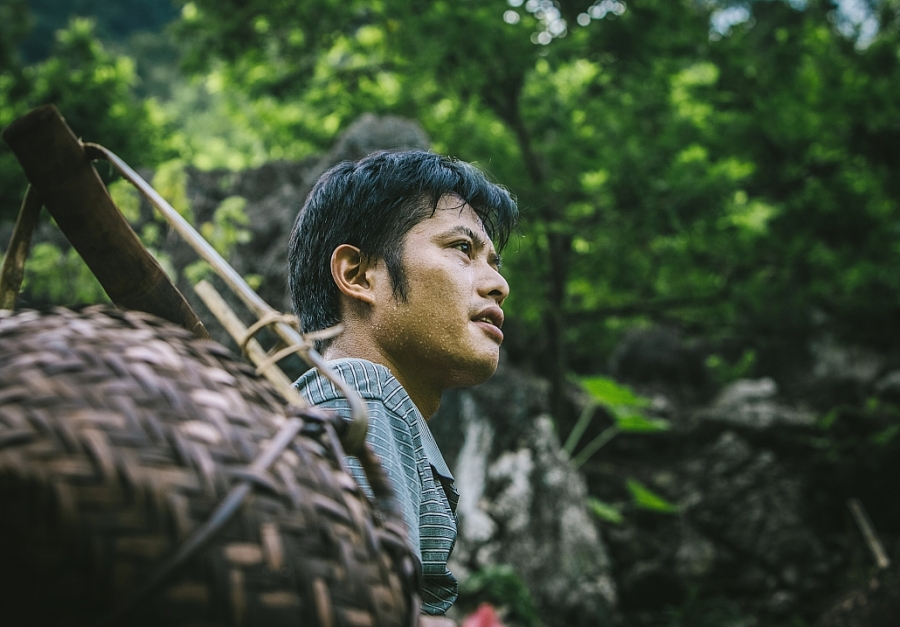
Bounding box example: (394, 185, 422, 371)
(27, 18, 169, 164)
(1, 17, 170, 221)
(582, 376, 649, 408)
(10, 0, 900, 424)
(705, 349, 757, 386)
(165, 0, 900, 392)
(185, 194, 255, 286)
(200, 196, 250, 255)
(19, 0, 179, 63)
(150, 161, 192, 220)
(21, 241, 109, 305)
(567, 376, 668, 467)
(816, 398, 900, 459)
(626, 479, 679, 514)
(0, 0, 30, 74)
(870, 423, 900, 446)
(587, 497, 624, 525)
(459, 565, 541, 627)
(669, 588, 760, 627)
(107, 179, 141, 222)
(616, 413, 671, 433)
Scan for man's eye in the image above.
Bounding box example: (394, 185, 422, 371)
(453, 241, 472, 255)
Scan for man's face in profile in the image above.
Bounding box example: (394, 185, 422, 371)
(368, 195, 509, 391)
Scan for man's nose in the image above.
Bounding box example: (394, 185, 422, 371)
(479, 263, 510, 306)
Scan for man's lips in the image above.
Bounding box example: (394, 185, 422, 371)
(472, 306, 504, 342)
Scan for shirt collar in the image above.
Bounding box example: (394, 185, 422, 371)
(295, 357, 454, 481)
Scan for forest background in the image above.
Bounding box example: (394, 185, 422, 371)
(3, 0, 900, 412)
(1, 0, 900, 624)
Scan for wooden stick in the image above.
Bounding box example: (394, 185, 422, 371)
(848, 498, 891, 569)
(1, 105, 209, 339)
(193, 280, 306, 408)
(0, 186, 42, 309)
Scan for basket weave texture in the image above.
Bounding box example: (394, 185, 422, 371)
(0, 306, 417, 627)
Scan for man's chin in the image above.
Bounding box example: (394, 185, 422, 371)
(445, 352, 500, 388)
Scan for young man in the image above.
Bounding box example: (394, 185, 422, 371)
(289, 150, 517, 621)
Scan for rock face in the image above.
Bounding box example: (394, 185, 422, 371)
(595, 426, 833, 625)
(431, 360, 616, 627)
(586, 374, 900, 627)
(815, 572, 900, 627)
(699, 378, 815, 429)
(609, 327, 709, 394)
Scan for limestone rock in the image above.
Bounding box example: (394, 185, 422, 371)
(699, 378, 815, 429)
(432, 361, 615, 627)
(873, 369, 900, 404)
(809, 337, 884, 386)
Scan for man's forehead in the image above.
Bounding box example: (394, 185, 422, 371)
(431, 194, 490, 238)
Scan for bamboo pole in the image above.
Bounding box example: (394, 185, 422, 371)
(848, 498, 891, 570)
(0, 186, 42, 309)
(193, 279, 306, 407)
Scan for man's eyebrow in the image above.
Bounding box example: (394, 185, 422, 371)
(442, 225, 488, 248)
(442, 225, 502, 266)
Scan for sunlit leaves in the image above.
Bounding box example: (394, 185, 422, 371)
(0, 16, 196, 307)
(670, 62, 720, 126)
(200, 196, 251, 256)
(156, 0, 900, 368)
(108, 180, 141, 223)
(722, 192, 778, 236)
(22, 243, 109, 306)
(151, 161, 191, 220)
(27, 19, 164, 161)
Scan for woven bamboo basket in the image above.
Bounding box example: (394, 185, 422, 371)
(0, 306, 418, 626)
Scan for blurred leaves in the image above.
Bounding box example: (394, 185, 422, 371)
(705, 348, 757, 386)
(615, 413, 671, 433)
(588, 496, 624, 525)
(626, 479, 679, 514)
(107, 180, 141, 223)
(200, 196, 250, 255)
(185, 195, 254, 286)
(459, 565, 542, 627)
(1, 17, 170, 222)
(566, 376, 668, 466)
(582, 376, 650, 408)
(150, 161, 191, 220)
(4, 0, 900, 409)
(22, 241, 109, 305)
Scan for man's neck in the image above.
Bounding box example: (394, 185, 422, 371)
(323, 340, 441, 419)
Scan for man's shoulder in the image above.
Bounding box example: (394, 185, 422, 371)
(294, 358, 410, 414)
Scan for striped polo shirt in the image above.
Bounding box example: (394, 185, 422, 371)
(294, 358, 459, 615)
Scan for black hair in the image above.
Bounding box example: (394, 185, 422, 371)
(288, 150, 518, 336)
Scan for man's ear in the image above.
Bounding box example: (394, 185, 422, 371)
(331, 244, 379, 306)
